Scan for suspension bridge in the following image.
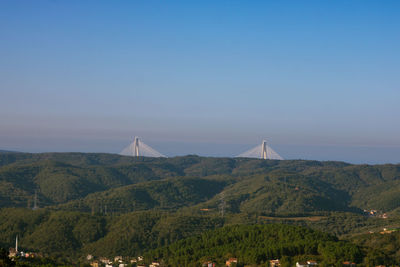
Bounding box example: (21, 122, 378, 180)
(236, 140, 283, 160)
(120, 137, 166, 157)
(120, 137, 283, 160)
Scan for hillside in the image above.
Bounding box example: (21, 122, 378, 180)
(144, 224, 380, 267)
(350, 230, 400, 263)
(58, 177, 228, 213)
(1, 152, 400, 264)
(1, 152, 399, 215)
(0, 208, 224, 260)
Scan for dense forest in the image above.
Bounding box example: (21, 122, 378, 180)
(0, 152, 399, 266)
(145, 224, 366, 266)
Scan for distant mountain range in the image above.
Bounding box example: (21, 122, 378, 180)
(0, 152, 399, 214)
(0, 149, 20, 153)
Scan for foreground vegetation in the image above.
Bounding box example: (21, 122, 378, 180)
(146, 224, 364, 266)
(1, 208, 399, 265)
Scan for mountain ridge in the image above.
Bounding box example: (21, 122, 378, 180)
(0, 152, 399, 214)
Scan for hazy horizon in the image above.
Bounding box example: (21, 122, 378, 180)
(1, 1, 399, 164)
(2, 139, 400, 165)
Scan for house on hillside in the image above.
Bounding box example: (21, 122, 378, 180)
(114, 256, 123, 262)
(99, 257, 111, 264)
(226, 258, 238, 266)
(270, 259, 281, 267)
(296, 261, 318, 267)
(342, 262, 356, 267)
(203, 261, 216, 267)
(150, 262, 160, 267)
(8, 248, 17, 258)
(24, 252, 38, 258)
(307, 260, 318, 266)
(90, 261, 99, 267)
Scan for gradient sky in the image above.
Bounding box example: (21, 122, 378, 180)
(1, 1, 399, 163)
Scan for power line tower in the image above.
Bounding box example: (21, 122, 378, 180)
(32, 190, 38, 210)
(219, 192, 226, 217)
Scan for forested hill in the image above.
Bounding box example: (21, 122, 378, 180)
(1, 152, 400, 265)
(145, 224, 365, 266)
(0, 152, 399, 214)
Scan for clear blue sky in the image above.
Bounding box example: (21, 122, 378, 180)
(1, 0, 399, 163)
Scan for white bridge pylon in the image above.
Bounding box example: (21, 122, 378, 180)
(120, 137, 166, 158)
(237, 140, 283, 160)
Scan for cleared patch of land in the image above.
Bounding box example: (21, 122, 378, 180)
(259, 215, 327, 221)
